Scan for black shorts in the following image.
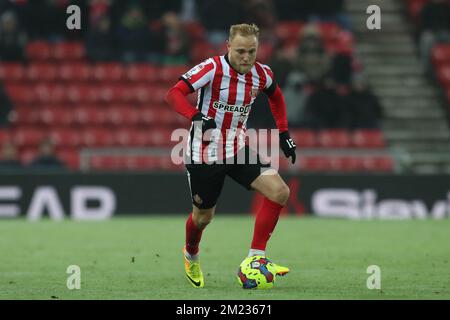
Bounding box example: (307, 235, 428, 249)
(185, 146, 272, 209)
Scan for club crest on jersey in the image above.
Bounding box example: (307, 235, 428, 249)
(250, 87, 259, 98)
(213, 101, 251, 114)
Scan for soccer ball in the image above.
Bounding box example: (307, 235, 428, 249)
(236, 256, 276, 289)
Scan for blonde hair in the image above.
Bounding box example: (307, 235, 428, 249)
(229, 23, 260, 41)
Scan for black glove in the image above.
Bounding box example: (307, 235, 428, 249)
(192, 112, 217, 133)
(279, 131, 296, 164)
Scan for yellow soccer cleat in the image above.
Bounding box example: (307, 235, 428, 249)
(183, 246, 205, 288)
(271, 262, 290, 276)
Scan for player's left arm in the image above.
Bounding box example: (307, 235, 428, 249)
(264, 77, 297, 164)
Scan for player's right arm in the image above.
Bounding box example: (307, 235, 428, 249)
(165, 58, 217, 130)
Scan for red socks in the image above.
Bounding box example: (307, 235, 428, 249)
(185, 212, 204, 256)
(251, 198, 284, 251)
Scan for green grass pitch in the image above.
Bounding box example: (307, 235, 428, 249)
(1, 215, 449, 299)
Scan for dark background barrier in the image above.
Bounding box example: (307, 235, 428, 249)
(0, 172, 449, 219)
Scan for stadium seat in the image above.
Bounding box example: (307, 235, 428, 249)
(81, 128, 114, 147)
(330, 156, 365, 172)
(352, 130, 385, 149)
(363, 156, 395, 172)
(4, 84, 35, 104)
(106, 107, 140, 126)
(58, 63, 91, 82)
(275, 21, 304, 46)
(39, 107, 76, 126)
(13, 127, 48, 147)
(436, 64, 450, 88)
(26, 41, 51, 61)
(299, 156, 332, 171)
(26, 63, 58, 82)
(158, 66, 189, 84)
(52, 42, 85, 61)
(49, 129, 81, 148)
(190, 42, 216, 63)
(91, 63, 125, 82)
(147, 85, 169, 104)
(19, 147, 38, 164)
(34, 83, 66, 104)
(317, 130, 351, 148)
(432, 44, 450, 66)
(290, 129, 317, 148)
(73, 107, 106, 126)
(0, 129, 12, 144)
(0, 63, 25, 82)
(57, 148, 80, 170)
(184, 21, 206, 41)
(125, 64, 159, 82)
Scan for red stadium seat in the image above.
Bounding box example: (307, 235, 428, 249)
(106, 106, 140, 126)
(26, 41, 51, 61)
(125, 64, 159, 82)
(275, 21, 304, 45)
(147, 86, 169, 104)
(352, 130, 385, 149)
(4, 84, 35, 104)
(52, 42, 85, 61)
(26, 63, 58, 82)
(190, 42, 216, 64)
(49, 129, 81, 148)
(147, 128, 174, 147)
(39, 107, 76, 126)
(34, 83, 66, 104)
(57, 148, 80, 170)
(158, 66, 189, 84)
(432, 44, 450, 66)
(299, 156, 332, 171)
(363, 156, 395, 172)
(91, 63, 125, 82)
(436, 64, 450, 87)
(58, 63, 91, 82)
(13, 127, 48, 147)
(73, 107, 106, 125)
(0, 129, 12, 144)
(330, 156, 365, 171)
(184, 21, 206, 41)
(290, 129, 317, 148)
(81, 128, 114, 147)
(0, 63, 25, 82)
(113, 128, 149, 146)
(19, 147, 38, 164)
(317, 130, 351, 148)
(319, 22, 340, 41)
(139, 107, 158, 125)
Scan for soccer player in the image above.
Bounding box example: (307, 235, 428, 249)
(165, 23, 297, 288)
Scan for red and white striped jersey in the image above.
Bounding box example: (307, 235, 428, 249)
(180, 55, 275, 163)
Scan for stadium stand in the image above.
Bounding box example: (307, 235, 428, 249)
(0, 0, 404, 172)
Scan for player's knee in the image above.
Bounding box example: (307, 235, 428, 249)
(272, 184, 290, 206)
(193, 209, 214, 229)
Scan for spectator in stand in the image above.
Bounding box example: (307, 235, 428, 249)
(159, 11, 191, 64)
(0, 11, 27, 62)
(116, 5, 152, 63)
(29, 138, 65, 169)
(196, 0, 244, 47)
(0, 141, 22, 170)
(347, 74, 383, 129)
(0, 83, 13, 127)
(293, 23, 331, 85)
(302, 78, 350, 129)
(86, 15, 117, 62)
(418, 0, 450, 72)
(329, 51, 353, 86)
